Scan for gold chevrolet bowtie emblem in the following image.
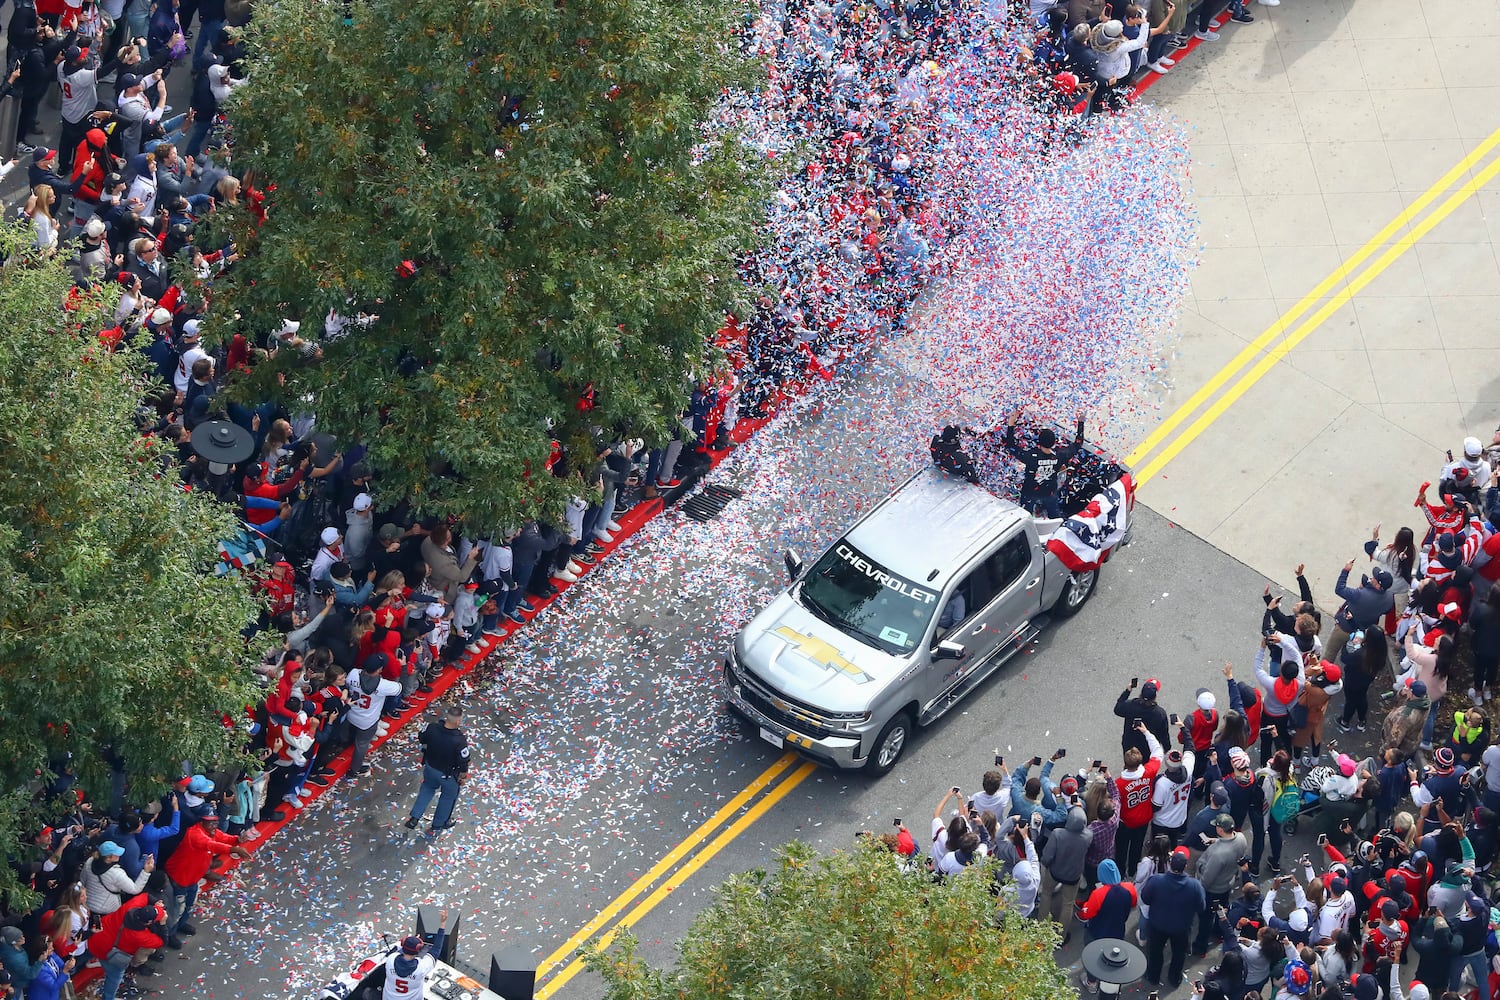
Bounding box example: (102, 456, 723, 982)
(772, 626, 874, 684)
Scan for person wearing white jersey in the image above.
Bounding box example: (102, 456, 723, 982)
(383, 913, 447, 1000)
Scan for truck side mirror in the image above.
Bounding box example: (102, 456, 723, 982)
(932, 640, 965, 662)
(783, 549, 803, 581)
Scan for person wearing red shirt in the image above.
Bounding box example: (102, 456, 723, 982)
(1114, 721, 1164, 875)
(241, 460, 307, 527)
(1362, 899, 1409, 971)
(255, 561, 295, 623)
(162, 815, 249, 947)
(89, 894, 165, 1000)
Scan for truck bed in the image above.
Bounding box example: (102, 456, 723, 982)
(929, 421, 1128, 520)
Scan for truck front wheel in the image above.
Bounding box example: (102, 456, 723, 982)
(865, 712, 913, 776)
(1053, 567, 1099, 618)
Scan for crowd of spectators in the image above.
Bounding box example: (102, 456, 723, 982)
(866, 433, 1500, 999)
(0, 1, 1086, 997)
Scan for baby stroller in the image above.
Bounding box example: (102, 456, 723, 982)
(1279, 764, 1332, 836)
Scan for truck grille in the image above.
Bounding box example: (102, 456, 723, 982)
(732, 665, 838, 739)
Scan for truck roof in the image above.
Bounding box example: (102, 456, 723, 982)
(843, 467, 1029, 590)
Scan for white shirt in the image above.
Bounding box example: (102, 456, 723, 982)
(1316, 891, 1356, 942)
(345, 670, 402, 729)
(382, 951, 436, 1000)
(971, 787, 1010, 822)
(174, 345, 209, 393)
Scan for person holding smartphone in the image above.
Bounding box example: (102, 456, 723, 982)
(1008, 751, 1069, 834)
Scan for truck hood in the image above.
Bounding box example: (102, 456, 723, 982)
(736, 594, 908, 713)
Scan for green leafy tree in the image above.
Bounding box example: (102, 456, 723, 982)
(590, 842, 1070, 999)
(0, 226, 261, 908)
(211, 0, 768, 529)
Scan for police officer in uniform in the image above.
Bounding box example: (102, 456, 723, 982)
(404, 705, 470, 833)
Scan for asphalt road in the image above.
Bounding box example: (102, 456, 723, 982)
(132, 338, 1363, 1000)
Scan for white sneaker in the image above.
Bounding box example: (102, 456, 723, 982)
(552, 569, 579, 584)
(1158, 56, 1175, 66)
(604, 520, 622, 532)
(376, 722, 390, 736)
(466, 643, 481, 654)
(298, 786, 315, 798)
(593, 529, 614, 544)
(565, 560, 584, 575)
(1149, 60, 1170, 73)
(283, 796, 304, 810)
(1258, 0, 1279, 6)
(1194, 28, 1220, 39)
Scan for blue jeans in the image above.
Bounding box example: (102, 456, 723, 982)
(165, 876, 199, 936)
(185, 117, 215, 157)
(1019, 490, 1062, 519)
(193, 18, 223, 67)
(409, 764, 461, 828)
(144, 112, 188, 154)
(1452, 950, 1491, 1000)
(100, 949, 133, 1000)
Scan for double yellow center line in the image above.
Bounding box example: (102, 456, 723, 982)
(1127, 124, 1500, 487)
(531, 753, 817, 998)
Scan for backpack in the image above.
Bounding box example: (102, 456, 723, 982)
(1269, 776, 1301, 823)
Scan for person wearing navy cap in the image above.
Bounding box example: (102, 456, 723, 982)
(382, 911, 447, 1000)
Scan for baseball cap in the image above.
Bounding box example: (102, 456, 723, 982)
(1288, 909, 1308, 932)
(1330, 876, 1348, 896)
(97, 841, 124, 857)
(64, 44, 87, 61)
(118, 72, 142, 89)
(1337, 753, 1357, 777)
(150, 307, 171, 326)
(84, 218, 106, 239)
(32, 147, 55, 164)
(1466, 435, 1484, 458)
(1283, 958, 1311, 995)
(353, 492, 373, 512)
(1197, 690, 1216, 711)
(400, 935, 424, 955)
(1214, 813, 1235, 831)
(1141, 678, 1160, 699)
(320, 527, 341, 545)
(187, 774, 214, 794)
(182, 318, 202, 338)
(1169, 847, 1189, 872)
(377, 523, 403, 543)
(1381, 899, 1401, 920)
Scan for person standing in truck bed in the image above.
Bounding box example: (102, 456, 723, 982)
(1002, 409, 1087, 518)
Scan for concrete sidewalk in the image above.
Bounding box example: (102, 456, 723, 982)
(1131, 0, 1500, 606)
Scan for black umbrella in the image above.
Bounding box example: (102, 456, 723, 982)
(191, 420, 255, 475)
(1081, 938, 1147, 996)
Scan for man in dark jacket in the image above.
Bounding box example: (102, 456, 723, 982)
(1326, 559, 1393, 664)
(1139, 847, 1207, 990)
(11, 19, 75, 148)
(1040, 806, 1092, 942)
(504, 523, 546, 622)
(1115, 677, 1170, 759)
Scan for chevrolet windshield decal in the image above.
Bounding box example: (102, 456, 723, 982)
(773, 625, 875, 684)
(836, 544, 937, 604)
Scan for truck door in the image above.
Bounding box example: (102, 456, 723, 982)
(928, 531, 1036, 691)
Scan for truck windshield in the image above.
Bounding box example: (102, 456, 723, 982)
(798, 540, 939, 655)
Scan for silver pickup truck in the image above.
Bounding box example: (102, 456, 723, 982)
(724, 447, 1132, 775)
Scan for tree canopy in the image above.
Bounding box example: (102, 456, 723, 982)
(212, 0, 769, 530)
(0, 225, 261, 908)
(590, 842, 1070, 1000)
